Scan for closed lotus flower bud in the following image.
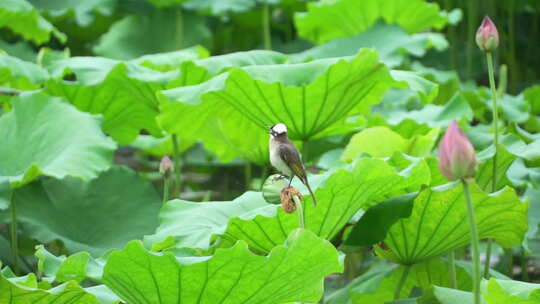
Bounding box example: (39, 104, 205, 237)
(280, 186, 303, 213)
(159, 155, 174, 177)
(438, 121, 477, 180)
(476, 16, 499, 52)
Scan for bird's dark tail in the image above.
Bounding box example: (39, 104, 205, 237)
(302, 178, 317, 206)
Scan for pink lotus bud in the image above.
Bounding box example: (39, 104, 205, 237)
(476, 16, 499, 52)
(159, 155, 174, 177)
(438, 121, 477, 180)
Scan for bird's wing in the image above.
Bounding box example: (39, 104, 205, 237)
(278, 143, 306, 180)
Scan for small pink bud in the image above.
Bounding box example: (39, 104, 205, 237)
(438, 121, 477, 181)
(476, 16, 499, 52)
(159, 155, 174, 177)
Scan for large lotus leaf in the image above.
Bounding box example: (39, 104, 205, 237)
(375, 182, 528, 265)
(29, 0, 115, 26)
(44, 57, 180, 144)
(295, 0, 448, 44)
(524, 85, 540, 114)
(0, 54, 48, 90)
(144, 191, 269, 251)
(131, 46, 209, 71)
(45, 51, 284, 145)
(501, 134, 540, 162)
(483, 278, 540, 303)
(103, 229, 342, 304)
(341, 126, 439, 161)
(0, 271, 99, 303)
(218, 157, 430, 253)
(34, 245, 110, 284)
(94, 9, 211, 60)
(349, 258, 472, 303)
(158, 49, 394, 162)
(343, 192, 418, 248)
(476, 144, 516, 192)
(385, 92, 473, 127)
(291, 24, 447, 67)
(183, 0, 257, 15)
(9, 166, 161, 256)
(0, 0, 65, 44)
(0, 93, 116, 188)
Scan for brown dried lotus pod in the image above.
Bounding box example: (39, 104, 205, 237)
(280, 186, 303, 213)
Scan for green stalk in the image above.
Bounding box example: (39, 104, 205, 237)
(394, 265, 411, 300)
(262, 1, 272, 50)
(484, 51, 499, 279)
(171, 134, 182, 198)
(448, 251, 457, 289)
(462, 180, 481, 304)
(484, 239, 492, 279)
(504, 248, 514, 277)
(521, 247, 529, 281)
(162, 176, 170, 205)
(466, 0, 477, 77)
(9, 191, 19, 275)
(244, 162, 252, 190)
(292, 195, 304, 228)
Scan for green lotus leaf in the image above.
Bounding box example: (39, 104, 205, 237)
(94, 9, 211, 60)
(131, 46, 209, 71)
(45, 56, 180, 144)
(484, 278, 540, 303)
(386, 92, 473, 127)
(0, 270, 99, 303)
(144, 191, 269, 251)
(104, 229, 342, 304)
(341, 126, 440, 161)
(343, 192, 418, 248)
(182, 0, 265, 15)
(219, 157, 430, 253)
(290, 24, 447, 67)
(131, 134, 195, 157)
(0, 54, 49, 90)
(295, 0, 448, 44)
(32, 246, 122, 303)
(29, 0, 116, 26)
(524, 85, 540, 115)
(9, 166, 161, 256)
(501, 134, 540, 162)
(0, 0, 65, 44)
(349, 258, 472, 303)
(476, 144, 516, 192)
(158, 49, 394, 163)
(376, 182, 528, 265)
(0, 93, 116, 188)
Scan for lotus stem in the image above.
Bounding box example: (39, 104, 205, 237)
(262, 1, 272, 50)
(449, 251, 457, 288)
(9, 191, 19, 275)
(171, 134, 182, 198)
(245, 162, 252, 190)
(484, 50, 498, 279)
(292, 195, 304, 228)
(162, 176, 170, 205)
(466, 0, 477, 77)
(521, 247, 529, 281)
(393, 265, 411, 300)
(462, 179, 481, 304)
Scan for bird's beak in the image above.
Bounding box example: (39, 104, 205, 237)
(266, 125, 272, 134)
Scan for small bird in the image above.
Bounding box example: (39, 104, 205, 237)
(268, 123, 317, 206)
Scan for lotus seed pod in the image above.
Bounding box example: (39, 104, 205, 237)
(438, 121, 477, 181)
(476, 16, 499, 52)
(280, 186, 303, 213)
